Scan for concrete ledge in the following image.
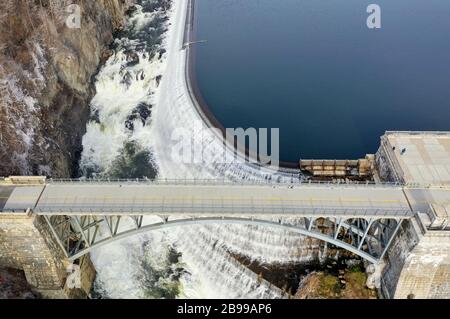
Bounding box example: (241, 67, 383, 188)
(0, 176, 47, 186)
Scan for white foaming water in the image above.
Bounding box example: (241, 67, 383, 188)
(195, 223, 319, 264)
(176, 226, 287, 299)
(1, 42, 47, 174)
(80, 49, 165, 173)
(81, 0, 313, 299)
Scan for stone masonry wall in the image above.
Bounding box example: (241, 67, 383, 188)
(0, 213, 66, 289)
(393, 231, 450, 299)
(380, 219, 420, 298)
(380, 216, 450, 299)
(0, 212, 95, 298)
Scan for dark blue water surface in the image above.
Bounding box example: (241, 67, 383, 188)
(194, 0, 450, 161)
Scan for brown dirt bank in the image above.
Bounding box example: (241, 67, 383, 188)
(0, 0, 134, 177)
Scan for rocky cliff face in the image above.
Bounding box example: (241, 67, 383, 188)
(0, 0, 133, 177)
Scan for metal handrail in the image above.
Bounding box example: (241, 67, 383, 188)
(385, 131, 450, 136)
(32, 203, 412, 217)
(42, 177, 404, 187)
(3, 176, 450, 189)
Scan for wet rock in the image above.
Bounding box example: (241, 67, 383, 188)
(155, 75, 162, 86)
(0, 268, 41, 299)
(121, 70, 133, 87)
(125, 51, 140, 67)
(125, 120, 134, 131)
(125, 102, 152, 131)
(158, 49, 166, 59)
(136, 70, 145, 81)
(91, 109, 101, 124)
(125, 5, 138, 16)
(107, 141, 157, 180)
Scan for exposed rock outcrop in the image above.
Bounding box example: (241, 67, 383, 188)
(0, 268, 40, 299)
(0, 0, 134, 177)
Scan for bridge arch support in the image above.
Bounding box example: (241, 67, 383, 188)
(43, 215, 405, 264)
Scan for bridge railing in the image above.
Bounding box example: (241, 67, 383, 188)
(3, 176, 449, 189)
(32, 205, 413, 218)
(385, 131, 450, 136)
(43, 177, 405, 188)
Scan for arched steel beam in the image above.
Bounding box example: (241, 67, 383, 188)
(67, 217, 379, 263)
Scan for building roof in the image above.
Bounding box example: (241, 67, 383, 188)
(384, 132, 450, 186)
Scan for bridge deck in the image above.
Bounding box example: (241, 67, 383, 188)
(404, 187, 450, 216)
(0, 186, 15, 211)
(2, 186, 44, 212)
(0, 183, 414, 218)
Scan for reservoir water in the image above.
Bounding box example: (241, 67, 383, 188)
(194, 0, 450, 161)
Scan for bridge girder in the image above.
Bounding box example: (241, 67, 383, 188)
(42, 214, 405, 264)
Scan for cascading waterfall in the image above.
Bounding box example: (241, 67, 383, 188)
(79, 0, 174, 178)
(80, 0, 322, 298)
(193, 224, 321, 264)
(176, 226, 288, 299)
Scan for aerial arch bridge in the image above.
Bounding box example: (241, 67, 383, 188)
(44, 214, 406, 264)
(0, 178, 417, 264)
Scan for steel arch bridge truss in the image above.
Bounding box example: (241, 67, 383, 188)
(42, 214, 406, 264)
